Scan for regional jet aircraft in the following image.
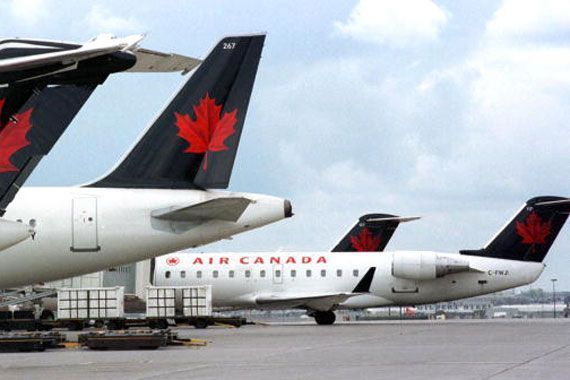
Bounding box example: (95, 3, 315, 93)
(0, 34, 292, 288)
(156, 196, 569, 325)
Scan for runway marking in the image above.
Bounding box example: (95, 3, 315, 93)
(482, 343, 570, 379)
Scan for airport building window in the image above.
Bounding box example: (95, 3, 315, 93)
(180, 270, 186, 279)
(197, 270, 202, 279)
(321, 269, 326, 277)
(213, 270, 219, 278)
(306, 269, 312, 277)
(337, 269, 342, 277)
(291, 269, 296, 277)
(165, 271, 171, 279)
(229, 270, 235, 278)
(353, 269, 359, 277)
(245, 270, 251, 278)
(260, 270, 266, 278)
(275, 270, 281, 277)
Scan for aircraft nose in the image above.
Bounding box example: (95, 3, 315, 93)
(284, 199, 293, 218)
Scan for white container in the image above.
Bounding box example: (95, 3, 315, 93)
(145, 286, 212, 318)
(146, 286, 176, 318)
(182, 286, 212, 317)
(57, 287, 125, 320)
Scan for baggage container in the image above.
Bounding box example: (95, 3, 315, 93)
(57, 287, 124, 320)
(182, 286, 212, 317)
(146, 286, 212, 319)
(146, 287, 176, 318)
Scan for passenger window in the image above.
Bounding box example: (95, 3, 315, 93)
(275, 270, 281, 277)
(245, 270, 251, 278)
(260, 270, 266, 278)
(180, 270, 186, 279)
(337, 269, 342, 277)
(213, 270, 219, 278)
(229, 270, 235, 278)
(321, 269, 326, 277)
(291, 269, 296, 277)
(165, 271, 171, 279)
(306, 269, 312, 277)
(353, 269, 359, 277)
(197, 270, 202, 279)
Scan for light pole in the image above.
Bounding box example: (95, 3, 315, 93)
(551, 278, 558, 319)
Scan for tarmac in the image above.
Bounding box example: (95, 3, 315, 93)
(0, 319, 569, 380)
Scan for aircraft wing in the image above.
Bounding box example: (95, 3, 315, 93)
(151, 197, 252, 222)
(255, 292, 358, 311)
(127, 48, 201, 74)
(255, 267, 376, 311)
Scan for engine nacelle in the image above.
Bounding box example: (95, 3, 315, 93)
(0, 218, 33, 252)
(392, 252, 470, 280)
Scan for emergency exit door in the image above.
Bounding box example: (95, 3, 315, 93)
(71, 197, 100, 252)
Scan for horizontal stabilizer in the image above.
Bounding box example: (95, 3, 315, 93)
(535, 198, 570, 210)
(127, 48, 201, 74)
(151, 197, 251, 222)
(366, 216, 420, 223)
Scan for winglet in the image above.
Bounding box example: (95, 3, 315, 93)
(352, 267, 376, 293)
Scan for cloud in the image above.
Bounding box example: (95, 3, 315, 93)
(486, 0, 570, 42)
(85, 4, 142, 34)
(334, 0, 449, 47)
(9, 0, 49, 25)
(235, 0, 570, 262)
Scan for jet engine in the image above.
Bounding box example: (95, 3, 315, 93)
(0, 218, 33, 252)
(392, 251, 470, 280)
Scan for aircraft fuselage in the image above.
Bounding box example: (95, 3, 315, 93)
(155, 252, 544, 310)
(0, 187, 288, 288)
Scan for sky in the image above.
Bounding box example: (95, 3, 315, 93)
(1, 0, 569, 290)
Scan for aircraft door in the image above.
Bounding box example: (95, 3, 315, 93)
(272, 263, 283, 285)
(71, 197, 100, 252)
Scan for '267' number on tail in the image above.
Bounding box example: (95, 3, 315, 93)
(223, 42, 236, 50)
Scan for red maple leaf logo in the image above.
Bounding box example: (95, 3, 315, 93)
(166, 257, 180, 266)
(350, 228, 382, 252)
(0, 98, 34, 173)
(174, 93, 237, 170)
(515, 212, 551, 250)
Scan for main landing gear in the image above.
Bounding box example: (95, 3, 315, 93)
(312, 311, 336, 325)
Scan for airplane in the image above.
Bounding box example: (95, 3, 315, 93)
(0, 35, 202, 261)
(0, 34, 292, 289)
(155, 196, 569, 325)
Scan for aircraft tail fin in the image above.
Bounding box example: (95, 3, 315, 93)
(0, 83, 95, 214)
(460, 196, 570, 262)
(89, 34, 266, 190)
(331, 214, 420, 252)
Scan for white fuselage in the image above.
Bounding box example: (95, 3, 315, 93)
(155, 251, 544, 310)
(0, 187, 288, 288)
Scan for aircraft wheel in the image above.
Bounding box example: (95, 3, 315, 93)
(313, 311, 336, 325)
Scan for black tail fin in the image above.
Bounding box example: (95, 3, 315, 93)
(89, 34, 266, 190)
(0, 83, 95, 214)
(331, 214, 420, 252)
(460, 196, 570, 262)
